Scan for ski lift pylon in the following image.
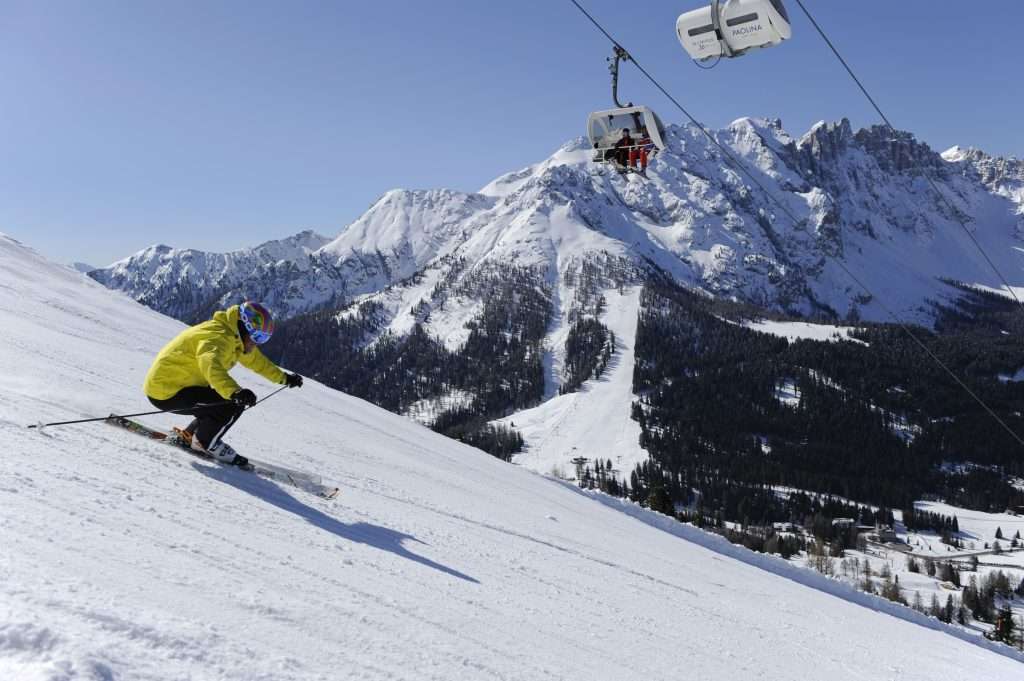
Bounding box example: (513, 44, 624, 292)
(676, 0, 792, 61)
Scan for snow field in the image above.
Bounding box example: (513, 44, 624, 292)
(901, 502, 1024, 558)
(742, 318, 867, 345)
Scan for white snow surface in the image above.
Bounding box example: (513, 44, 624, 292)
(743, 319, 867, 345)
(2, 232, 1023, 679)
(912, 501, 1024, 550)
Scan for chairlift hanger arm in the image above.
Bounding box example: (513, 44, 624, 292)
(608, 45, 633, 109)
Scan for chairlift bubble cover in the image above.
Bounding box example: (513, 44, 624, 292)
(677, 0, 791, 61)
(587, 106, 667, 155)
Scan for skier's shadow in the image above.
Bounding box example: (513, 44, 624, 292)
(192, 463, 478, 584)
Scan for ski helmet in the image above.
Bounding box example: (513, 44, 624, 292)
(239, 301, 275, 344)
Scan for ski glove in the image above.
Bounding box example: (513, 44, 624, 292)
(232, 388, 257, 408)
(284, 372, 303, 388)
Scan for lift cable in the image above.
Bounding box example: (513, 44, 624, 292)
(792, 0, 1022, 307)
(566, 0, 1024, 448)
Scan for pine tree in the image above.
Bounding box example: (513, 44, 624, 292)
(646, 485, 674, 516)
(994, 571, 1012, 599)
(881, 576, 903, 604)
(943, 595, 955, 624)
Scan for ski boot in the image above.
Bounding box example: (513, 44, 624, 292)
(191, 435, 250, 468)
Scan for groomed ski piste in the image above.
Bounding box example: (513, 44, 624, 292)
(2, 231, 1022, 680)
(494, 287, 649, 480)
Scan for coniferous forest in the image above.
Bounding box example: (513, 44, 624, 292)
(631, 276, 1024, 523)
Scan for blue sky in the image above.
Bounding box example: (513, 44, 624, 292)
(3, 0, 1023, 267)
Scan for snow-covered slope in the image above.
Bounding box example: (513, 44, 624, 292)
(4, 234, 1024, 679)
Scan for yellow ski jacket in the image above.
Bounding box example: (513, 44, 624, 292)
(144, 305, 287, 400)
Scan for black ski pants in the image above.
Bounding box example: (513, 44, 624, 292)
(148, 387, 244, 450)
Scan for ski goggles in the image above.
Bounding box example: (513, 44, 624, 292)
(246, 327, 273, 345)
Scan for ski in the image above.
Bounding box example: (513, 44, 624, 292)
(106, 415, 339, 500)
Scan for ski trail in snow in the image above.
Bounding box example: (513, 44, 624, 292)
(499, 287, 648, 479)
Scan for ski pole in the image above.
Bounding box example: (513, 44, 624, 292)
(26, 402, 233, 429)
(255, 385, 288, 406)
(27, 386, 287, 430)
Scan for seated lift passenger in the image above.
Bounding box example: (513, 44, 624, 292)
(629, 126, 654, 173)
(613, 128, 634, 167)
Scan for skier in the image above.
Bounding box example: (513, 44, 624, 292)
(143, 301, 303, 466)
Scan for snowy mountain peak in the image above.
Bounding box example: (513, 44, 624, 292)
(798, 117, 854, 154)
(943, 145, 968, 162)
(252, 228, 331, 256)
(140, 243, 174, 259)
(728, 116, 791, 145)
(92, 118, 1024, 329)
(320, 188, 489, 265)
(943, 146, 1024, 197)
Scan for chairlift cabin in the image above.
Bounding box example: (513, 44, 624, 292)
(586, 46, 667, 172)
(587, 106, 667, 162)
(676, 0, 792, 61)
